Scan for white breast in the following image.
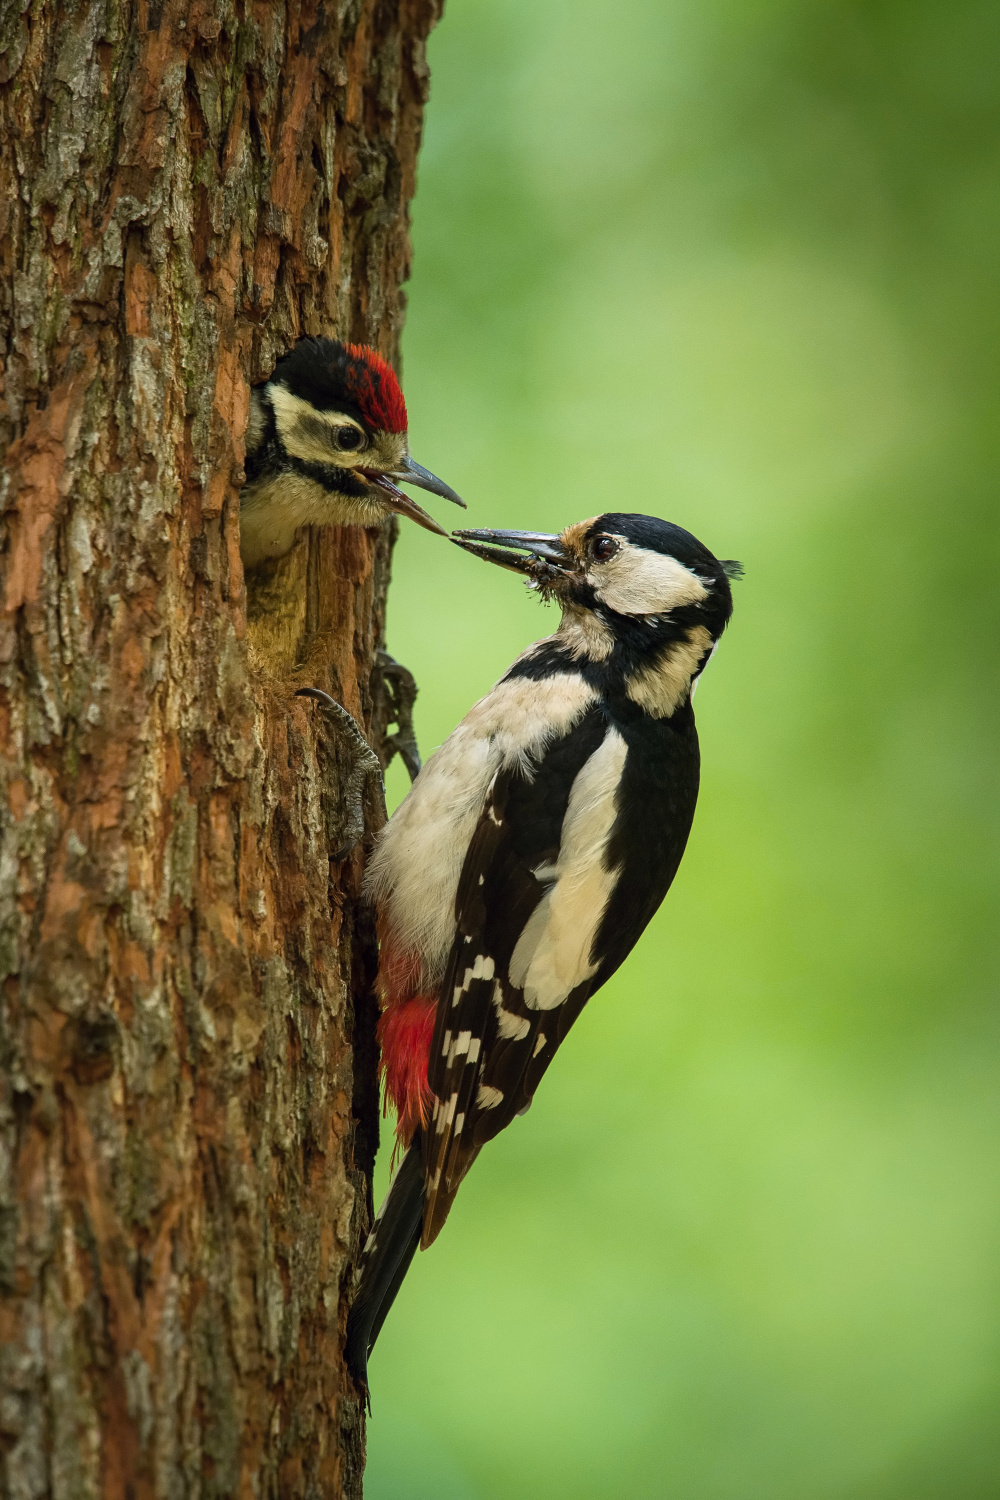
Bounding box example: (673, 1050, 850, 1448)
(364, 665, 597, 985)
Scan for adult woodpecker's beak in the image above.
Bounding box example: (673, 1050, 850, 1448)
(451, 528, 574, 588)
(365, 458, 466, 537)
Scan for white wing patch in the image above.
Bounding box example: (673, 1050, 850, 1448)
(365, 669, 597, 985)
(508, 728, 627, 1010)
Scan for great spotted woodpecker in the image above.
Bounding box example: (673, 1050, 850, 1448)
(346, 512, 741, 1390)
(240, 337, 464, 568)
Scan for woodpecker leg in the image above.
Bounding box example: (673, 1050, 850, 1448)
(376, 650, 422, 783)
(296, 688, 385, 860)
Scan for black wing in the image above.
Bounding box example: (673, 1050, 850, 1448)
(422, 707, 610, 1243)
(421, 697, 704, 1247)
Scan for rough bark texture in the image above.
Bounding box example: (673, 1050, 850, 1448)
(0, 0, 440, 1492)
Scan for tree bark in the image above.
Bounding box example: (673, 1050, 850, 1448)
(0, 0, 440, 1492)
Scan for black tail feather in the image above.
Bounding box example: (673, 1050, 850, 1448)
(346, 1137, 424, 1393)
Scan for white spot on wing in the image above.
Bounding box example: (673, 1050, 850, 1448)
(493, 981, 530, 1040)
(453, 954, 495, 1007)
(476, 1084, 504, 1109)
(533, 1033, 546, 1058)
(436, 1092, 458, 1132)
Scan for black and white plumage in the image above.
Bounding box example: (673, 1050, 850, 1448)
(240, 337, 464, 568)
(346, 512, 740, 1391)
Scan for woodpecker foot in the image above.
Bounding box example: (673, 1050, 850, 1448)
(376, 650, 422, 783)
(296, 688, 385, 860)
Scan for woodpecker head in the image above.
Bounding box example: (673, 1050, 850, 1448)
(454, 514, 741, 707)
(241, 337, 464, 566)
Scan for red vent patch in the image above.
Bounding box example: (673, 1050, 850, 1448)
(378, 995, 436, 1147)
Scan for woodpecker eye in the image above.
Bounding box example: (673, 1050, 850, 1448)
(591, 536, 619, 563)
(335, 426, 364, 451)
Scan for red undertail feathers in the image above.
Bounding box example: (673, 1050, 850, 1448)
(378, 996, 436, 1148)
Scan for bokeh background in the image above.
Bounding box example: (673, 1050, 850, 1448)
(365, 2, 1000, 1496)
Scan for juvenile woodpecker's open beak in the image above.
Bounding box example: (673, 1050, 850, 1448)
(394, 456, 466, 509)
(364, 458, 465, 537)
(365, 474, 449, 535)
(451, 528, 574, 588)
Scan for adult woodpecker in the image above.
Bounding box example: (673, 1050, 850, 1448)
(346, 511, 741, 1391)
(240, 337, 464, 568)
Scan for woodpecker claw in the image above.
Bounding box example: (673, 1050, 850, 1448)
(295, 688, 385, 859)
(375, 651, 422, 783)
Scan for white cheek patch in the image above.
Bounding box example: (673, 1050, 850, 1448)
(595, 544, 709, 616)
(269, 385, 406, 473)
(268, 384, 361, 467)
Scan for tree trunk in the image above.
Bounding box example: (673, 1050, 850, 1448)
(0, 0, 440, 1492)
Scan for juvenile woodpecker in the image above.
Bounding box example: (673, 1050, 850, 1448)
(346, 511, 741, 1390)
(240, 337, 464, 568)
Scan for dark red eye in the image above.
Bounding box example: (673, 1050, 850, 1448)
(591, 536, 618, 562)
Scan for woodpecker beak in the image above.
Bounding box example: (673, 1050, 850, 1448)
(451, 528, 573, 588)
(393, 456, 466, 510)
(363, 458, 465, 537)
(364, 474, 450, 536)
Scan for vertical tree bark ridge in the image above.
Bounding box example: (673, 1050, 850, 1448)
(0, 0, 441, 1493)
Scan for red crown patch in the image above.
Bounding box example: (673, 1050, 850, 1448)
(343, 343, 408, 434)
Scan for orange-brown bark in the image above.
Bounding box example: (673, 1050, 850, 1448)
(0, 0, 441, 1492)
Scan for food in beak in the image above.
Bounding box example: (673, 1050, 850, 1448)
(451, 528, 573, 589)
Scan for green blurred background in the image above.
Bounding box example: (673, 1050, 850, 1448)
(365, 2, 1000, 1495)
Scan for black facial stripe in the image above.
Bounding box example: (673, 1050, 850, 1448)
(285, 453, 371, 496)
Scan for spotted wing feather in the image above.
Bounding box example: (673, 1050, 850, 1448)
(422, 707, 609, 1244)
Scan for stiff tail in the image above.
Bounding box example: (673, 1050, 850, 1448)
(345, 1137, 424, 1392)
